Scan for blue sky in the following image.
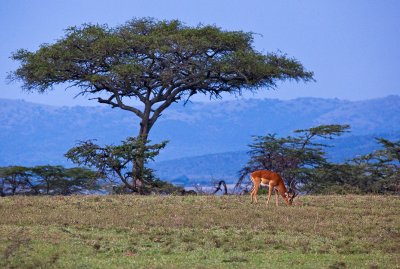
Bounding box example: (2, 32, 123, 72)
(1, 0, 399, 106)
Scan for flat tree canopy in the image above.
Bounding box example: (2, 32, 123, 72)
(10, 18, 313, 138)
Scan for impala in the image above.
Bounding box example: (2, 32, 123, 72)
(250, 170, 296, 206)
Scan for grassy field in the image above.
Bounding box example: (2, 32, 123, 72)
(0, 195, 399, 269)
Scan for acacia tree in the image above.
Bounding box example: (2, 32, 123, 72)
(0, 166, 30, 195)
(10, 18, 313, 184)
(305, 137, 400, 194)
(30, 165, 64, 194)
(348, 138, 400, 193)
(65, 137, 167, 193)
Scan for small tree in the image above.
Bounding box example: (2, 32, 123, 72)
(0, 166, 31, 195)
(31, 165, 65, 194)
(347, 138, 400, 193)
(10, 18, 314, 185)
(57, 167, 100, 195)
(294, 137, 400, 194)
(65, 137, 167, 193)
(303, 163, 364, 194)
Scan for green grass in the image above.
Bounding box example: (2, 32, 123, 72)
(0, 195, 399, 268)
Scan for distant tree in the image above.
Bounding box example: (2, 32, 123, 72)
(30, 165, 65, 194)
(56, 167, 100, 195)
(303, 163, 364, 194)
(10, 18, 314, 187)
(374, 138, 400, 164)
(348, 138, 400, 193)
(376, 138, 400, 193)
(302, 137, 400, 194)
(65, 137, 167, 193)
(236, 124, 350, 193)
(0, 166, 31, 195)
(0, 165, 99, 196)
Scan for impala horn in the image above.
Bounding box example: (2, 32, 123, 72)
(289, 179, 297, 198)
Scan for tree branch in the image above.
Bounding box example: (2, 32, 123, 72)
(96, 91, 144, 118)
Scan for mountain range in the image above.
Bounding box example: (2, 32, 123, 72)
(1, 96, 399, 185)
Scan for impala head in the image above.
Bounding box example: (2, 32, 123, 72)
(284, 190, 297, 205)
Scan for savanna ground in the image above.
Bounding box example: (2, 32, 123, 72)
(0, 195, 399, 269)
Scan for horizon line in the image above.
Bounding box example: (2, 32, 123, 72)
(1, 94, 399, 108)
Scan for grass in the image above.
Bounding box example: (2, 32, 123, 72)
(0, 195, 399, 268)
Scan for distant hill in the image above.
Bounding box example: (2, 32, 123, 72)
(0, 96, 399, 185)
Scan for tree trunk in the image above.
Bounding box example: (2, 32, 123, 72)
(133, 114, 153, 194)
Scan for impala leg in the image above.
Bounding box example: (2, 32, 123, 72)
(250, 176, 255, 203)
(266, 183, 273, 206)
(251, 181, 260, 204)
(250, 182, 255, 203)
(254, 184, 259, 204)
(275, 188, 279, 206)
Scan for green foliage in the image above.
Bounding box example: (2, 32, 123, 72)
(306, 138, 400, 194)
(10, 18, 313, 97)
(0, 165, 99, 196)
(373, 138, 400, 164)
(303, 164, 364, 194)
(348, 138, 400, 193)
(30, 165, 65, 195)
(65, 137, 168, 193)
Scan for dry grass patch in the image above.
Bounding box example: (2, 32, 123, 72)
(0, 195, 399, 268)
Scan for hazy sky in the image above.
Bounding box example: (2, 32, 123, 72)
(1, 0, 399, 106)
